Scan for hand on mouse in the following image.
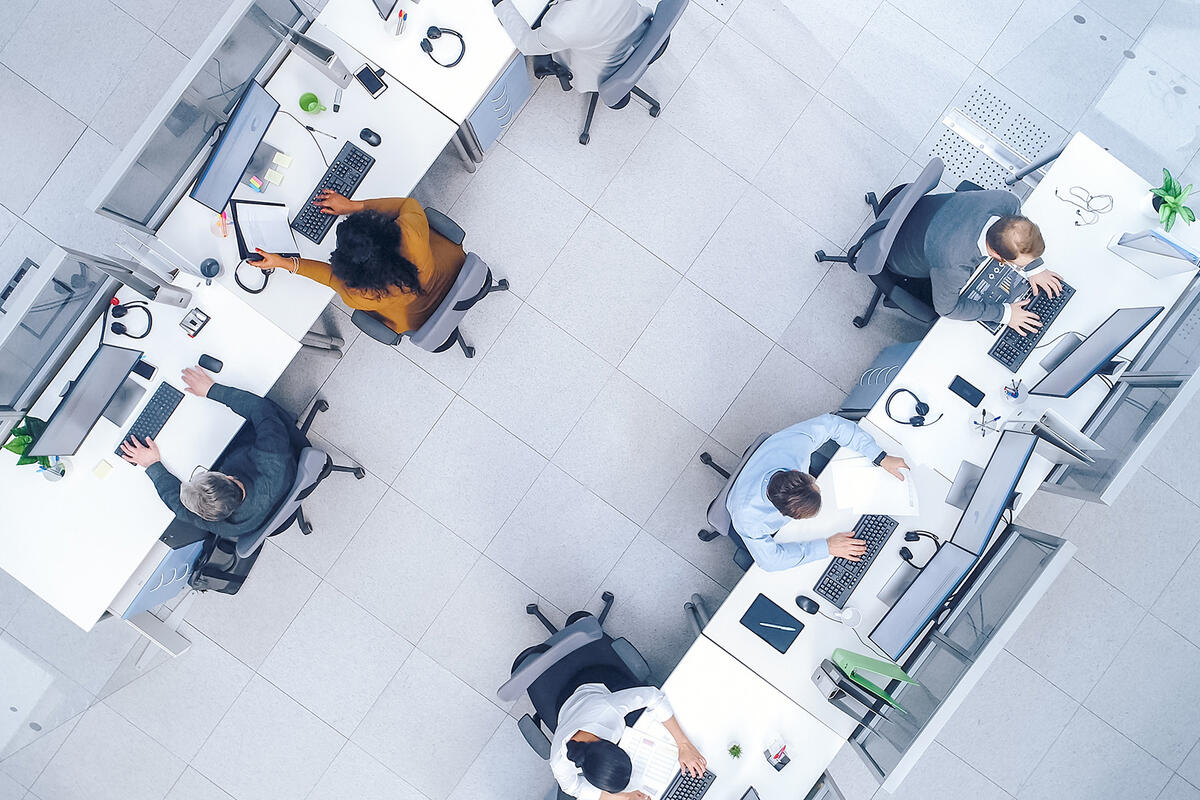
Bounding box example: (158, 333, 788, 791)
(182, 366, 215, 398)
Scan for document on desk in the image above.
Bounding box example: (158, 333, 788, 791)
(228, 199, 300, 259)
(619, 726, 679, 798)
(832, 461, 919, 517)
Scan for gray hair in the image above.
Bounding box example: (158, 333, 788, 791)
(179, 470, 244, 521)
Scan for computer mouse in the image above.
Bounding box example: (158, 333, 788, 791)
(198, 354, 223, 373)
(795, 595, 820, 615)
(359, 127, 381, 147)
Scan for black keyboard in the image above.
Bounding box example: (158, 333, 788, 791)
(987, 282, 1076, 372)
(662, 769, 717, 800)
(290, 141, 375, 244)
(115, 383, 184, 457)
(813, 514, 898, 609)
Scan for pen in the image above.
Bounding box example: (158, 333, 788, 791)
(759, 622, 796, 632)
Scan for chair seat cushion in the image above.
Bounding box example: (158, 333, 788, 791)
(528, 636, 636, 731)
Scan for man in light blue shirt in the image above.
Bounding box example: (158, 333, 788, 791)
(725, 414, 909, 571)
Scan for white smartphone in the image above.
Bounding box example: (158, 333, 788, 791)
(354, 64, 388, 98)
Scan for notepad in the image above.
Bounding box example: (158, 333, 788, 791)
(832, 461, 919, 517)
(740, 594, 803, 654)
(228, 199, 300, 260)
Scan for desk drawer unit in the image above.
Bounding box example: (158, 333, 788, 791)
(466, 57, 532, 153)
(117, 539, 206, 620)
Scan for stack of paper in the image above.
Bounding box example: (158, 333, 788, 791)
(831, 460, 919, 517)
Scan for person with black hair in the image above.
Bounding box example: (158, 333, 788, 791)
(551, 683, 706, 800)
(251, 191, 465, 334)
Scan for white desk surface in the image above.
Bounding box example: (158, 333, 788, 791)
(155, 22, 457, 341)
(634, 636, 844, 800)
(321, 0, 519, 125)
(0, 282, 299, 631)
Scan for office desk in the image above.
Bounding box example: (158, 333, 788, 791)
(0, 281, 298, 631)
(634, 636, 844, 800)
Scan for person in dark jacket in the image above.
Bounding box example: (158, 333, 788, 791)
(119, 366, 300, 540)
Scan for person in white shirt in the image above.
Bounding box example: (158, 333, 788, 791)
(492, 0, 651, 94)
(551, 683, 706, 800)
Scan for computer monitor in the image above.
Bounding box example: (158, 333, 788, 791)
(189, 81, 280, 213)
(869, 542, 977, 662)
(950, 430, 1037, 556)
(26, 345, 144, 457)
(1029, 306, 1164, 398)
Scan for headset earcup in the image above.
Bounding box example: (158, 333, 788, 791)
(420, 38, 433, 53)
(111, 322, 128, 336)
(111, 304, 128, 318)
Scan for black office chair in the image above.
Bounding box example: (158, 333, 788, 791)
(497, 591, 653, 798)
(814, 158, 945, 330)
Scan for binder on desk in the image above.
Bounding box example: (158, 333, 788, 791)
(228, 199, 300, 260)
(739, 593, 803, 654)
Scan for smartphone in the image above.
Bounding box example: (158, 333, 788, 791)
(132, 359, 156, 380)
(949, 375, 985, 407)
(354, 64, 388, 98)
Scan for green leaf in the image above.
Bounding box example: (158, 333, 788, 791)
(15, 454, 37, 466)
(1181, 184, 1194, 202)
(1151, 188, 1170, 200)
(3, 435, 31, 456)
(37, 457, 51, 469)
(1182, 206, 1196, 224)
(1161, 204, 1175, 230)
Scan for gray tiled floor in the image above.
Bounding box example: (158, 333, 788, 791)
(4, 1, 1200, 799)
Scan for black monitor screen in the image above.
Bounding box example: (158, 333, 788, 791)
(1030, 306, 1164, 398)
(189, 80, 280, 213)
(951, 431, 1037, 556)
(869, 543, 977, 661)
(26, 345, 142, 457)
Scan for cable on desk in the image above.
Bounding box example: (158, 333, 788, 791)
(277, 110, 332, 168)
(1031, 330, 1081, 351)
(818, 610, 892, 661)
(234, 260, 273, 294)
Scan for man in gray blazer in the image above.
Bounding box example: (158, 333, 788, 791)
(888, 189, 1062, 335)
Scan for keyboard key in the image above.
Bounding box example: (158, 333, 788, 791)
(814, 514, 899, 608)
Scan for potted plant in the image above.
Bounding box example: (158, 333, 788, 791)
(727, 744, 742, 759)
(3, 417, 64, 479)
(1150, 168, 1195, 233)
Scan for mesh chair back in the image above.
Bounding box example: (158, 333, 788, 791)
(498, 616, 604, 704)
(706, 432, 772, 534)
(234, 447, 329, 557)
(597, 0, 688, 108)
(408, 253, 492, 352)
(851, 158, 945, 277)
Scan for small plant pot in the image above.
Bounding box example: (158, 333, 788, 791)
(1144, 193, 1164, 221)
(40, 462, 66, 482)
(727, 744, 743, 760)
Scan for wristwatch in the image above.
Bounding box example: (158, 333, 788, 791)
(873, 451, 887, 467)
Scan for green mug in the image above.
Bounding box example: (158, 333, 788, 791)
(299, 92, 326, 113)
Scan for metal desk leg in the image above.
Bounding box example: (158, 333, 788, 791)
(452, 128, 478, 173)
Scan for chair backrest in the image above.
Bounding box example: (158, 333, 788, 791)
(851, 158, 945, 277)
(497, 616, 604, 703)
(706, 432, 772, 534)
(598, 0, 688, 108)
(407, 252, 492, 352)
(234, 446, 329, 557)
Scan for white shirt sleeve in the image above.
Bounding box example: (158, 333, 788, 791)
(1001, 303, 1012, 325)
(551, 753, 603, 800)
(607, 685, 675, 723)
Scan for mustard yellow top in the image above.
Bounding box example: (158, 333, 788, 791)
(297, 197, 465, 334)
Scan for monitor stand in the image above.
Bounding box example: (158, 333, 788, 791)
(102, 376, 147, 427)
(945, 461, 984, 510)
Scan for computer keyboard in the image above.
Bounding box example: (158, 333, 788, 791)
(987, 281, 1076, 372)
(289, 141, 375, 244)
(814, 514, 899, 609)
(115, 382, 184, 457)
(662, 769, 717, 800)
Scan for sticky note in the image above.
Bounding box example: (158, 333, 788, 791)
(248, 176, 265, 192)
(93, 459, 113, 479)
(272, 152, 294, 168)
(264, 169, 284, 186)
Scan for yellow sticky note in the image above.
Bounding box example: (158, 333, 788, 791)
(264, 169, 284, 185)
(272, 152, 294, 168)
(93, 459, 113, 479)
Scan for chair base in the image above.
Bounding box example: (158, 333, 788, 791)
(699, 451, 731, 480)
(697, 528, 722, 542)
(578, 86, 661, 146)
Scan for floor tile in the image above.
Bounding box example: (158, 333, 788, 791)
(447, 144, 588, 297)
(0, 714, 79, 790)
(1181, 742, 1200, 793)
(711, 346, 846, 456)
(1005, 560, 1144, 702)
(503, 79, 655, 206)
(1084, 615, 1200, 769)
(1018, 707, 1171, 800)
(0, 635, 93, 761)
(460, 304, 612, 457)
(0, 570, 33, 631)
(5, 597, 138, 696)
(307, 743, 425, 800)
(1089, 0, 1162, 38)
(24, 129, 123, 256)
(1063, 469, 1200, 608)
(591, 532, 729, 679)
(1152, 539, 1200, 650)
(635, 1, 722, 106)
(875, 741, 1010, 800)
(827, 743, 882, 800)
(0, 0, 37, 52)
(0, 66, 83, 214)
(186, 542, 321, 669)
(353, 649, 504, 800)
(644, 439, 748, 591)
(269, 432, 388, 576)
(103, 629, 252, 761)
(1014, 489, 1085, 537)
(665, 27, 814, 179)
(192, 676, 343, 800)
(33, 704, 183, 800)
(310, 334, 454, 483)
(90, 35, 186, 148)
(620, 280, 773, 431)
(326, 489, 478, 642)
(448, 716, 559, 800)
(396, 397, 547, 550)
(729, 0, 882, 87)
(891, 0, 1024, 59)
(164, 768, 233, 800)
(527, 212, 680, 366)
(1145, 367, 1200, 509)
(411, 143, 475, 214)
(822, 3, 974, 154)
(0, 0, 151, 124)
(0, 774, 24, 800)
(937, 650, 1077, 794)
(419, 557, 553, 708)
(259, 582, 413, 736)
(554, 372, 705, 525)
(756, 93, 908, 247)
(485, 465, 640, 613)
(157, 0, 236, 57)
(778, 259, 931, 392)
(112, 0, 178, 29)
(1139, 0, 1200, 74)
(1158, 776, 1200, 800)
(266, 304, 361, 421)
(687, 188, 833, 340)
(595, 121, 748, 272)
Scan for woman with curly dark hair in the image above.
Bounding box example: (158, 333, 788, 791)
(251, 190, 464, 333)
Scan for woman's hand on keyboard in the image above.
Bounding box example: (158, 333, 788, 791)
(313, 190, 363, 216)
(678, 740, 707, 777)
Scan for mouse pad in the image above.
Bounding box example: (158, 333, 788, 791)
(740, 594, 803, 654)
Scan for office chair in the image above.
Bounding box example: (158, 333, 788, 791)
(350, 208, 509, 358)
(497, 591, 653, 781)
(813, 158, 945, 329)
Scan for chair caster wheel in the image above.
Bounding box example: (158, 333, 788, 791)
(578, 133, 590, 145)
(649, 105, 661, 117)
(353, 467, 366, 480)
(464, 346, 476, 358)
(699, 452, 714, 465)
(300, 522, 314, 535)
(814, 250, 827, 262)
(853, 316, 868, 329)
(497, 278, 510, 291)
(314, 399, 330, 413)
(697, 529, 721, 542)
(526, 603, 540, 614)
(865, 191, 877, 206)
(601, 591, 614, 603)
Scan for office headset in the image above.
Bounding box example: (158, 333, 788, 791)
(885, 388, 943, 428)
(899, 531, 941, 570)
(109, 300, 153, 339)
(421, 27, 466, 68)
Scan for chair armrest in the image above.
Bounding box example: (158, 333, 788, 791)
(351, 310, 403, 346)
(611, 637, 652, 683)
(518, 714, 551, 760)
(887, 284, 938, 325)
(424, 208, 465, 247)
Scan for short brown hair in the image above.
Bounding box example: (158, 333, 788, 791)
(766, 470, 821, 519)
(986, 215, 1045, 262)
